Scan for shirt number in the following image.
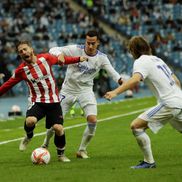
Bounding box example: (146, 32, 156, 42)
(157, 64, 175, 86)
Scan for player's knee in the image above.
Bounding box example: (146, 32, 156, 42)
(26, 116, 37, 127)
(53, 124, 64, 136)
(130, 121, 144, 136)
(132, 128, 145, 137)
(130, 122, 137, 130)
(87, 115, 97, 123)
(130, 119, 147, 130)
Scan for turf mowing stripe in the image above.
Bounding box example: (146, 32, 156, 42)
(0, 108, 146, 145)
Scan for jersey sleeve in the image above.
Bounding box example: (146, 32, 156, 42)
(64, 56, 80, 65)
(49, 45, 77, 56)
(0, 68, 23, 96)
(102, 56, 121, 83)
(41, 53, 59, 65)
(48, 47, 81, 65)
(133, 58, 149, 80)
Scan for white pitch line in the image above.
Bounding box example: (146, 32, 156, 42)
(0, 108, 146, 146)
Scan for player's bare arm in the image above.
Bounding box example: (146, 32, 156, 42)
(104, 73, 141, 100)
(118, 77, 124, 85)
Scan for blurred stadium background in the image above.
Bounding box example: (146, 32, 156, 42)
(0, 0, 182, 118)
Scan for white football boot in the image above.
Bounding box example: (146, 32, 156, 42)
(76, 150, 89, 159)
(58, 154, 71, 162)
(19, 136, 31, 151)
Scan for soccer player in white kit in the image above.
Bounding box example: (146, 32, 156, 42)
(104, 36, 182, 169)
(42, 30, 123, 159)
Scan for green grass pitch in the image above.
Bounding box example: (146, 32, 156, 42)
(0, 96, 182, 182)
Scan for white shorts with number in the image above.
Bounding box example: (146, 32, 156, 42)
(138, 103, 182, 133)
(59, 90, 97, 118)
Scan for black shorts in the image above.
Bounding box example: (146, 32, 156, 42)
(26, 102, 63, 129)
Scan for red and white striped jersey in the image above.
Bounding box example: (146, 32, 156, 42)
(0, 53, 80, 103)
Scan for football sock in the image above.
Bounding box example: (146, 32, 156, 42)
(54, 133, 66, 152)
(24, 121, 35, 139)
(132, 128, 155, 163)
(57, 147, 65, 156)
(43, 127, 54, 146)
(79, 122, 96, 151)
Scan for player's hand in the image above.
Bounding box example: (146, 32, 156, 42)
(58, 53, 65, 63)
(80, 56, 88, 62)
(0, 73, 5, 79)
(104, 91, 117, 101)
(118, 78, 124, 85)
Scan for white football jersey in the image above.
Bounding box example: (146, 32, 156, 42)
(133, 55, 182, 108)
(49, 45, 120, 93)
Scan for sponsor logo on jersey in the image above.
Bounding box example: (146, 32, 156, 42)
(77, 63, 96, 74)
(31, 74, 50, 84)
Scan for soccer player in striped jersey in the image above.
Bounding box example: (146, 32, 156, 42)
(0, 41, 88, 162)
(104, 36, 182, 169)
(42, 30, 123, 159)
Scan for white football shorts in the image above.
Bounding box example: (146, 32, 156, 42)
(138, 103, 182, 133)
(60, 90, 97, 117)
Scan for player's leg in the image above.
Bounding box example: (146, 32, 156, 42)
(77, 105, 97, 159)
(46, 103, 70, 162)
(130, 118, 156, 168)
(168, 108, 182, 132)
(76, 92, 97, 159)
(19, 117, 37, 151)
(131, 104, 172, 169)
(52, 124, 70, 162)
(42, 92, 74, 148)
(20, 103, 44, 151)
(77, 115, 97, 159)
(41, 126, 55, 148)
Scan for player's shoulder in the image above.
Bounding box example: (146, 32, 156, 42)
(135, 55, 159, 70)
(14, 62, 26, 75)
(137, 55, 149, 60)
(134, 55, 149, 68)
(96, 50, 108, 58)
(37, 53, 50, 58)
(63, 44, 82, 49)
(37, 53, 57, 62)
(16, 62, 26, 70)
(76, 44, 84, 50)
(62, 44, 83, 52)
(135, 55, 152, 63)
(97, 50, 107, 56)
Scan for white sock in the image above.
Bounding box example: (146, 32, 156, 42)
(133, 129, 155, 163)
(79, 122, 96, 151)
(43, 127, 55, 146)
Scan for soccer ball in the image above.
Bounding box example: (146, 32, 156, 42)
(31, 148, 50, 164)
